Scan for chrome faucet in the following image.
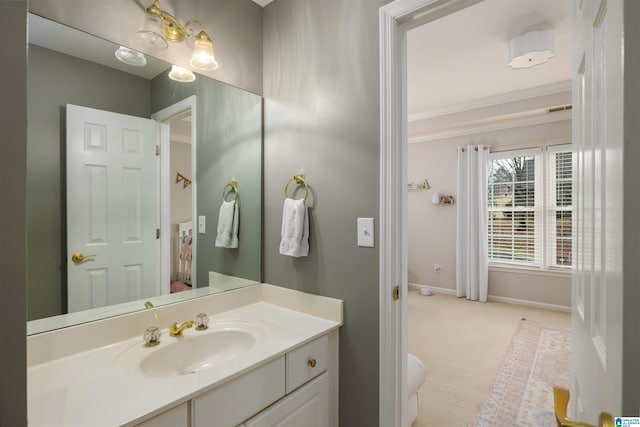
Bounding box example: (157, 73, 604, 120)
(168, 320, 194, 337)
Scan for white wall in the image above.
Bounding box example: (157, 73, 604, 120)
(408, 119, 572, 308)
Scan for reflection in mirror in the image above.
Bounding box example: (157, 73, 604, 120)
(27, 13, 262, 335)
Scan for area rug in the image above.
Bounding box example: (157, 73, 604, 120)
(473, 319, 571, 427)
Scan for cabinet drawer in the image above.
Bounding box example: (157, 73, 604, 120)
(193, 357, 285, 427)
(285, 335, 328, 393)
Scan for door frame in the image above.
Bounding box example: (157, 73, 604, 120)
(378, 1, 485, 425)
(152, 95, 197, 293)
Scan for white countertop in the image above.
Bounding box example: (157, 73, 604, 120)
(27, 284, 342, 427)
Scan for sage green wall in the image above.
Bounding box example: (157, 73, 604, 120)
(263, 1, 389, 425)
(0, 0, 27, 425)
(623, 0, 640, 414)
(151, 73, 262, 286)
(27, 45, 151, 320)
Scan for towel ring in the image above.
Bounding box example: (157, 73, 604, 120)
(222, 181, 239, 203)
(284, 174, 309, 202)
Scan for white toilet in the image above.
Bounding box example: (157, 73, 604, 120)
(406, 353, 426, 427)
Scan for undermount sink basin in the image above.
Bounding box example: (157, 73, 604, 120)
(115, 322, 262, 378)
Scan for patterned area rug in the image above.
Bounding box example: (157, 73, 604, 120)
(473, 319, 571, 427)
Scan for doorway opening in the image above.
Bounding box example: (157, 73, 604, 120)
(152, 96, 197, 296)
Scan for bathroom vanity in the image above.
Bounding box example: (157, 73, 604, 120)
(27, 284, 342, 427)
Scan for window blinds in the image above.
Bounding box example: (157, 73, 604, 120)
(487, 144, 572, 269)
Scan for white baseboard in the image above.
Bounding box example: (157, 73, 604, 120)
(409, 283, 456, 295)
(408, 283, 571, 313)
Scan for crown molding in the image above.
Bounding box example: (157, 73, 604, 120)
(408, 80, 572, 122)
(408, 108, 571, 143)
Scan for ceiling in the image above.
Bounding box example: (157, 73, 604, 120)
(406, 0, 572, 138)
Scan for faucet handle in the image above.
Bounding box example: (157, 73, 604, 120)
(143, 326, 161, 347)
(195, 313, 209, 331)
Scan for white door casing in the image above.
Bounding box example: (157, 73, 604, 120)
(67, 104, 160, 312)
(571, 0, 623, 421)
(378, 1, 484, 426)
(151, 95, 197, 290)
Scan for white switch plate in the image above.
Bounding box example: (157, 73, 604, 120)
(198, 215, 206, 234)
(357, 217, 374, 247)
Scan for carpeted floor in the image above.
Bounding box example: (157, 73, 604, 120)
(408, 288, 571, 427)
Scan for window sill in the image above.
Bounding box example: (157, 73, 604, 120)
(488, 263, 572, 279)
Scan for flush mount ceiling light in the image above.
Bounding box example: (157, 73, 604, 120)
(168, 65, 196, 82)
(115, 46, 147, 66)
(136, 0, 218, 71)
(508, 30, 555, 69)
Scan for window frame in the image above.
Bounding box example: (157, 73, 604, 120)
(487, 143, 573, 271)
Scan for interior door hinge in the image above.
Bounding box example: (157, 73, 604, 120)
(155, 145, 160, 156)
(156, 228, 160, 239)
(392, 285, 400, 301)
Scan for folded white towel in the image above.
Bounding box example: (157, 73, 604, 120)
(279, 198, 309, 257)
(215, 200, 239, 248)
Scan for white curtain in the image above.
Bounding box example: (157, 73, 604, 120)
(456, 144, 489, 302)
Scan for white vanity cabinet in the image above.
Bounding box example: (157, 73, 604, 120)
(192, 333, 335, 427)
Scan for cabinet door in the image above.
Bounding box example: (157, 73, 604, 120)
(245, 372, 328, 427)
(135, 403, 189, 427)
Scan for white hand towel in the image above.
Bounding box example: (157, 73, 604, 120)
(279, 198, 309, 257)
(215, 200, 239, 248)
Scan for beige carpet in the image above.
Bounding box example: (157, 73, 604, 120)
(407, 288, 571, 427)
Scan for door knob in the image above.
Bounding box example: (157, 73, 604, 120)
(71, 252, 97, 263)
(553, 386, 614, 427)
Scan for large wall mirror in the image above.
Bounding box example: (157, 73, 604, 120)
(27, 13, 262, 335)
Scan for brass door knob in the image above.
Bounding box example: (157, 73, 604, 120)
(71, 252, 97, 263)
(308, 358, 317, 368)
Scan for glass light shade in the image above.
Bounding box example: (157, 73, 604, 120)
(135, 13, 168, 50)
(168, 65, 196, 82)
(189, 36, 218, 71)
(115, 46, 147, 67)
(508, 30, 554, 69)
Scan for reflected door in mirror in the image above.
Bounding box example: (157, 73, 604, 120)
(67, 104, 162, 312)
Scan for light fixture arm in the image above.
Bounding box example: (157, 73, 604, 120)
(145, 0, 211, 43)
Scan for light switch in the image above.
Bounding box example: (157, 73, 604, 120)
(357, 217, 375, 247)
(198, 215, 206, 234)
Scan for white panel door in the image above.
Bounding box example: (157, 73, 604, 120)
(571, 0, 623, 422)
(67, 104, 160, 312)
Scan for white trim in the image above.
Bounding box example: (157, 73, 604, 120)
(408, 283, 456, 295)
(152, 95, 197, 291)
(408, 283, 571, 312)
(408, 80, 572, 122)
(487, 295, 571, 313)
(408, 109, 571, 143)
(379, 1, 485, 426)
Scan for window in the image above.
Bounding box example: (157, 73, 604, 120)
(487, 145, 573, 269)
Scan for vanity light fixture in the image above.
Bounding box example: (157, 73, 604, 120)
(115, 46, 147, 67)
(136, 0, 219, 71)
(508, 30, 555, 69)
(168, 65, 196, 82)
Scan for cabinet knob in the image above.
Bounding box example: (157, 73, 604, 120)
(308, 358, 317, 368)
